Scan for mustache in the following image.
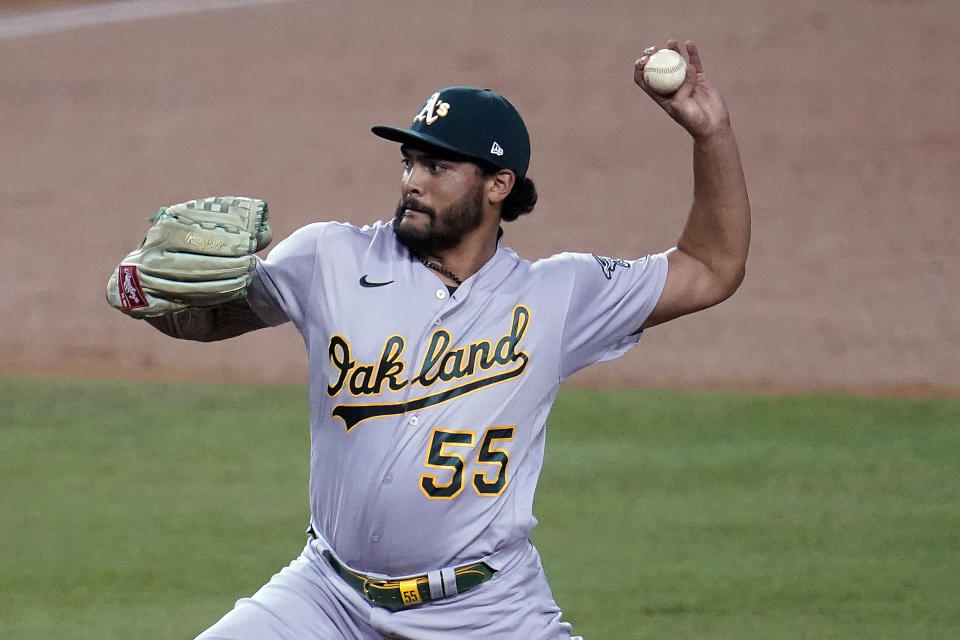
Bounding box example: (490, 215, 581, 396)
(397, 197, 436, 218)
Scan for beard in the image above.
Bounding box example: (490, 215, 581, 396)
(393, 182, 485, 256)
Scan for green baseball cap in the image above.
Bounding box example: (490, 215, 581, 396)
(372, 86, 530, 178)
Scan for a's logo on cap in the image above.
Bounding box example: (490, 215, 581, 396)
(490, 141, 504, 156)
(413, 92, 451, 126)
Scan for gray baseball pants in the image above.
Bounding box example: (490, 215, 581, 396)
(194, 537, 581, 639)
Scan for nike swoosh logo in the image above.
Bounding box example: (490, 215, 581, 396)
(359, 275, 394, 288)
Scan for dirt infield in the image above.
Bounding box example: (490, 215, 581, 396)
(1, 1, 957, 396)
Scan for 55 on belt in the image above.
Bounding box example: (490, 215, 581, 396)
(322, 550, 495, 612)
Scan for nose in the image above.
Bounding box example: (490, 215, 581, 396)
(402, 163, 424, 197)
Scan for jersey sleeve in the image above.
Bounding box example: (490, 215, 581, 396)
(246, 223, 325, 331)
(553, 251, 669, 379)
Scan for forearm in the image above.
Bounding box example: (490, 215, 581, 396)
(676, 123, 751, 296)
(145, 297, 267, 342)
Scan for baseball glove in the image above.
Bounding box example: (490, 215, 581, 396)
(106, 196, 273, 318)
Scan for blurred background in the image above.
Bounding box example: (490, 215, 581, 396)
(2, 0, 958, 396)
(2, 4, 959, 639)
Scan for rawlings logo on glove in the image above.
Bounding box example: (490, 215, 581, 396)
(183, 232, 230, 250)
(117, 265, 149, 311)
(106, 196, 272, 318)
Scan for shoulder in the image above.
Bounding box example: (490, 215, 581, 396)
(287, 219, 391, 241)
(486, 248, 585, 282)
(527, 251, 667, 291)
(276, 219, 396, 253)
(530, 251, 594, 275)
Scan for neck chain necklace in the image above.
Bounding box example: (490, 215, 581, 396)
(417, 255, 462, 286)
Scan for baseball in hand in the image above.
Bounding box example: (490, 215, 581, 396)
(643, 49, 687, 95)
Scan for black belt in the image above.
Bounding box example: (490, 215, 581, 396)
(312, 533, 495, 611)
(323, 551, 495, 611)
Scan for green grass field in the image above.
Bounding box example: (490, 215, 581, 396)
(1, 378, 958, 639)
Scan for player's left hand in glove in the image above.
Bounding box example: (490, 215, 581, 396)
(106, 196, 273, 319)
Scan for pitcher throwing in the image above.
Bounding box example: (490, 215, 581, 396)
(106, 40, 750, 639)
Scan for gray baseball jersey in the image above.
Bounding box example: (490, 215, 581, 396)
(246, 218, 667, 577)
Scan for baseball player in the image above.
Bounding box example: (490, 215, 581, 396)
(106, 40, 750, 639)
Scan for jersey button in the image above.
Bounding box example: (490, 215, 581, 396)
(372, 531, 382, 543)
(435, 288, 447, 300)
(408, 415, 419, 426)
(383, 474, 393, 484)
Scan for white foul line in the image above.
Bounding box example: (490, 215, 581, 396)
(0, 0, 298, 40)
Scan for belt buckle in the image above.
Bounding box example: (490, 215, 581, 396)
(361, 577, 384, 604)
(361, 575, 424, 610)
(361, 579, 372, 602)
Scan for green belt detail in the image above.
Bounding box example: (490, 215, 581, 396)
(323, 551, 495, 612)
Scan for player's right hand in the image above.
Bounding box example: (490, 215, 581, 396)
(634, 40, 732, 140)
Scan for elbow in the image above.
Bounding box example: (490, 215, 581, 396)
(710, 263, 746, 306)
(725, 264, 747, 300)
(728, 263, 747, 297)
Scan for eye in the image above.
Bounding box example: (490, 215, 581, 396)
(429, 161, 448, 174)
(400, 158, 412, 171)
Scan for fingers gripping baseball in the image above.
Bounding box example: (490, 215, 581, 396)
(106, 196, 272, 318)
(634, 40, 729, 138)
(635, 40, 690, 95)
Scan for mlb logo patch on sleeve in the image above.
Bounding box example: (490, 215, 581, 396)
(593, 255, 631, 279)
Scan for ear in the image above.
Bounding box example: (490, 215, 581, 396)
(486, 169, 516, 204)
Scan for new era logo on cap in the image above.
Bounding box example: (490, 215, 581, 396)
(490, 142, 504, 156)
